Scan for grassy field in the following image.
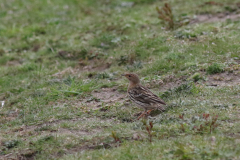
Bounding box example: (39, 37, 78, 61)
(0, 0, 240, 159)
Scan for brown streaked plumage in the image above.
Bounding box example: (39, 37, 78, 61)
(122, 73, 166, 119)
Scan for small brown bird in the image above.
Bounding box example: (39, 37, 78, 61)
(122, 73, 166, 120)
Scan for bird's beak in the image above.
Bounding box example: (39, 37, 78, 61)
(121, 74, 126, 77)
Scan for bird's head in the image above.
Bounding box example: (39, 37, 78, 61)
(122, 73, 140, 84)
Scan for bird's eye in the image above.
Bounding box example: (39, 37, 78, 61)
(128, 75, 131, 77)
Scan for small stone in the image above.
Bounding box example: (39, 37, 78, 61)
(211, 136, 216, 145)
(132, 133, 140, 140)
(235, 139, 240, 144)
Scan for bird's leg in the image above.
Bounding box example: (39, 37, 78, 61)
(137, 111, 147, 120)
(146, 109, 153, 115)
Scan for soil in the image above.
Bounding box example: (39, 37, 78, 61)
(205, 72, 240, 87)
(83, 87, 126, 110)
(78, 58, 111, 72)
(5, 60, 22, 66)
(192, 12, 240, 24)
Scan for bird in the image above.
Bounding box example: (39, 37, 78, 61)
(122, 73, 166, 120)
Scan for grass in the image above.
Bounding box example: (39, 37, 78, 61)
(0, 0, 240, 159)
(207, 63, 224, 74)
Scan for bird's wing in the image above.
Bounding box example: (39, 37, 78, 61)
(128, 85, 166, 105)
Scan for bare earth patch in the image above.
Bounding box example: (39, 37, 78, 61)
(82, 87, 126, 110)
(192, 12, 240, 23)
(52, 60, 111, 78)
(81, 61, 111, 72)
(5, 60, 22, 66)
(159, 79, 183, 92)
(205, 72, 240, 86)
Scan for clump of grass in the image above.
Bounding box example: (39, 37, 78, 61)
(91, 34, 119, 49)
(193, 114, 219, 134)
(178, 114, 187, 133)
(48, 77, 106, 100)
(117, 53, 136, 66)
(174, 143, 193, 159)
(165, 53, 185, 61)
(156, 3, 189, 30)
(207, 63, 224, 74)
(58, 48, 104, 60)
(142, 120, 155, 142)
(130, 0, 157, 5)
(161, 82, 196, 99)
(34, 125, 54, 132)
(0, 49, 4, 56)
(88, 72, 114, 80)
(174, 30, 197, 39)
(117, 55, 129, 66)
(156, 3, 174, 30)
(188, 72, 202, 82)
(95, 72, 110, 79)
(126, 61, 143, 71)
(111, 131, 121, 143)
(3, 140, 19, 149)
(37, 135, 54, 144)
(178, 113, 219, 134)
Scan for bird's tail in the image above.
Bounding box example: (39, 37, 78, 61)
(157, 105, 166, 112)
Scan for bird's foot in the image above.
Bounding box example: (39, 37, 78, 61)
(146, 109, 153, 115)
(137, 110, 153, 120)
(137, 111, 147, 120)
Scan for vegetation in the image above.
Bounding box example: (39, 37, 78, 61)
(0, 0, 240, 159)
(207, 63, 224, 74)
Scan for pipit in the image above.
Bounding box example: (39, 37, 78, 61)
(122, 73, 166, 120)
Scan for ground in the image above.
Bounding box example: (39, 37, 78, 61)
(0, 0, 240, 159)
